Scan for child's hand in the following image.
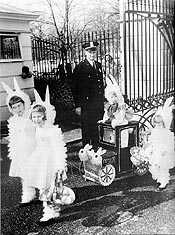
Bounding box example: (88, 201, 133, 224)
(128, 128, 133, 134)
(98, 120, 104, 123)
(75, 107, 81, 116)
(111, 119, 118, 128)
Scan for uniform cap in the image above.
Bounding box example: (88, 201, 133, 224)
(82, 41, 99, 51)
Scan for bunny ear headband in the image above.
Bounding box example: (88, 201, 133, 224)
(96, 147, 106, 156)
(1, 77, 31, 113)
(154, 96, 174, 129)
(105, 74, 124, 105)
(32, 86, 54, 110)
(32, 86, 56, 124)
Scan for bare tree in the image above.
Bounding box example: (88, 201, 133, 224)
(80, 0, 120, 31)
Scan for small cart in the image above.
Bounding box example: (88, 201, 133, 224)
(80, 121, 141, 186)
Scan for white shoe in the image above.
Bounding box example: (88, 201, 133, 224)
(21, 187, 36, 204)
(40, 205, 60, 222)
(40, 212, 60, 222)
(40, 214, 54, 222)
(21, 197, 34, 204)
(159, 183, 167, 189)
(20, 199, 31, 204)
(21, 195, 35, 204)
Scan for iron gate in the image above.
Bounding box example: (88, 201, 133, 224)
(32, 0, 174, 112)
(123, 0, 174, 111)
(32, 30, 121, 82)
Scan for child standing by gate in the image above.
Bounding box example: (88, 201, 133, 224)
(146, 108, 175, 190)
(131, 97, 175, 190)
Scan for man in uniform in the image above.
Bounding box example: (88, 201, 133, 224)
(72, 41, 105, 148)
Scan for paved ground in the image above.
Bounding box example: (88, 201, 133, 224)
(1, 140, 175, 235)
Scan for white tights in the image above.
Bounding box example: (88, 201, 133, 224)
(21, 181, 36, 203)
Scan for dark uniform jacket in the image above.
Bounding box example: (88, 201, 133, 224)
(72, 59, 105, 146)
(72, 59, 104, 108)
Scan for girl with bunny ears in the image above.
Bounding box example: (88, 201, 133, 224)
(23, 87, 74, 222)
(146, 97, 175, 190)
(132, 97, 175, 190)
(103, 74, 134, 127)
(1, 78, 36, 204)
(101, 74, 134, 147)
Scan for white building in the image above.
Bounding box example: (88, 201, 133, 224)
(0, 3, 38, 122)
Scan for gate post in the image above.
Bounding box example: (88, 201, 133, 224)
(119, 0, 128, 102)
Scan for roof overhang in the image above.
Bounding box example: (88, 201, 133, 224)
(0, 3, 39, 22)
(0, 12, 39, 21)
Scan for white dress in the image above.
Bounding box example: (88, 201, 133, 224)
(8, 115, 36, 178)
(23, 125, 67, 190)
(148, 128, 175, 169)
(145, 127, 175, 185)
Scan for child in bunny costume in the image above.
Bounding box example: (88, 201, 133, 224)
(23, 87, 74, 222)
(101, 74, 134, 147)
(1, 78, 36, 203)
(144, 97, 175, 190)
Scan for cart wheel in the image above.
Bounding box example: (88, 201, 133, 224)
(134, 166, 148, 176)
(99, 164, 116, 186)
(79, 161, 85, 175)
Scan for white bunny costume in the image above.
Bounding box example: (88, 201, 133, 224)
(1, 78, 36, 203)
(23, 87, 67, 189)
(103, 74, 134, 147)
(145, 97, 175, 189)
(23, 87, 69, 221)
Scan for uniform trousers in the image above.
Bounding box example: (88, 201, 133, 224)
(81, 102, 104, 148)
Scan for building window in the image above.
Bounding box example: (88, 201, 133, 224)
(0, 35, 21, 59)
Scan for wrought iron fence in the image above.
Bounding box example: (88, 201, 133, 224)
(123, 0, 174, 111)
(32, 37, 63, 80)
(32, 29, 121, 81)
(32, 0, 174, 112)
(68, 29, 121, 79)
